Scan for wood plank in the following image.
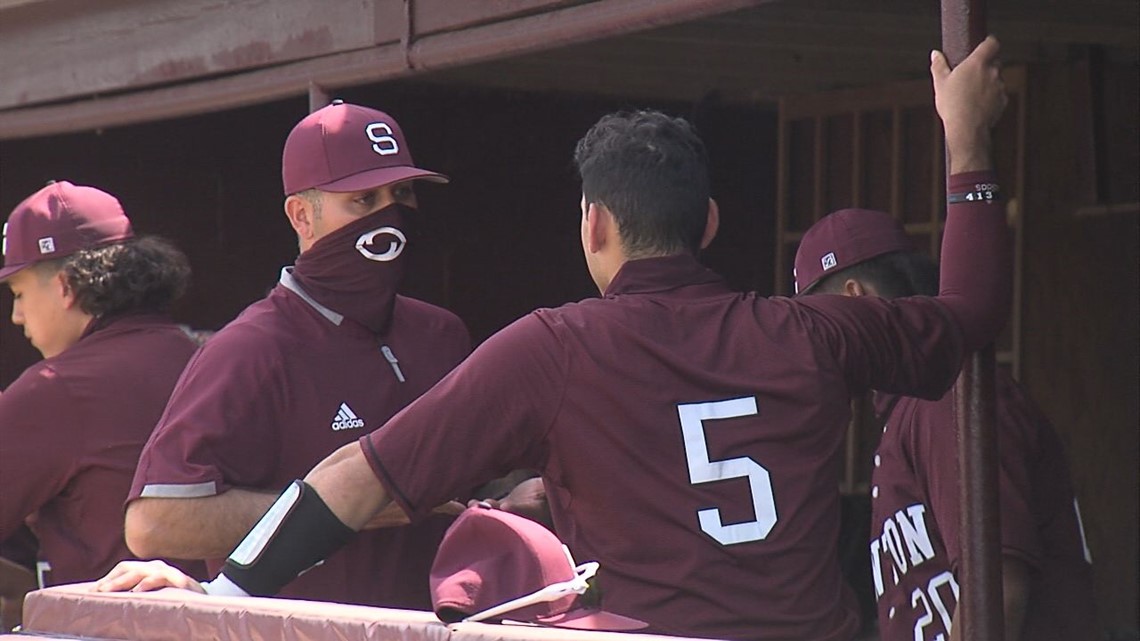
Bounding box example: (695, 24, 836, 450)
(0, 0, 400, 110)
(407, 0, 770, 70)
(0, 44, 410, 140)
(0, 0, 768, 138)
(0, 0, 44, 9)
(413, 0, 582, 34)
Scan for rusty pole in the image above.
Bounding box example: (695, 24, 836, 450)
(941, 1, 1004, 640)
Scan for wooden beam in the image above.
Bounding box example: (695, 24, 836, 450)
(406, 0, 770, 70)
(0, 0, 401, 111)
(0, 0, 767, 140)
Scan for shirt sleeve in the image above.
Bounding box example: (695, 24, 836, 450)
(129, 329, 289, 501)
(0, 366, 83, 542)
(937, 170, 1013, 352)
(793, 170, 1011, 400)
(793, 293, 964, 400)
(360, 313, 566, 521)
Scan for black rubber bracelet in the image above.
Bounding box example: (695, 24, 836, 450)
(221, 480, 356, 597)
(948, 184, 1001, 204)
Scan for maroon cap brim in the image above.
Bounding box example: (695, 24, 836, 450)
(0, 262, 32, 282)
(314, 166, 449, 193)
(536, 607, 648, 631)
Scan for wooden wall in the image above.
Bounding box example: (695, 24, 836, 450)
(0, 81, 775, 384)
(1020, 58, 1139, 638)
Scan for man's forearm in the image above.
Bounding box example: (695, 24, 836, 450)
(304, 442, 392, 529)
(215, 443, 392, 597)
(125, 489, 278, 560)
(938, 168, 1012, 351)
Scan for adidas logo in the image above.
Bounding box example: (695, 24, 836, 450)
(331, 403, 366, 431)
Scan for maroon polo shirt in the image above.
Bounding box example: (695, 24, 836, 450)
(0, 314, 198, 586)
(870, 369, 1098, 640)
(130, 271, 469, 608)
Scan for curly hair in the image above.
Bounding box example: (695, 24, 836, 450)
(574, 110, 710, 258)
(34, 237, 191, 317)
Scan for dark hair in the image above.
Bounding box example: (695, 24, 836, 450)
(35, 237, 191, 317)
(814, 250, 939, 299)
(573, 110, 710, 257)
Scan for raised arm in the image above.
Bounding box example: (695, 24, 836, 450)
(932, 35, 1013, 350)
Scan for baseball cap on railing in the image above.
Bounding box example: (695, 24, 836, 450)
(793, 208, 913, 295)
(0, 181, 134, 281)
(430, 504, 647, 631)
(282, 100, 449, 196)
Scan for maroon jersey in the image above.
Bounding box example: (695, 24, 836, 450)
(0, 314, 198, 586)
(363, 263, 1000, 640)
(130, 269, 469, 608)
(869, 369, 1098, 640)
(361, 176, 1008, 639)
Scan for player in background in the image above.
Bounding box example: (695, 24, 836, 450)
(0, 181, 201, 621)
(122, 102, 471, 610)
(99, 38, 1009, 641)
(794, 208, 1099, 641)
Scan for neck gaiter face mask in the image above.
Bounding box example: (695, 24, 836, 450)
(291, 202, 415, 334)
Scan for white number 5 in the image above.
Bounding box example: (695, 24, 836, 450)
(679, 397, 777, 545)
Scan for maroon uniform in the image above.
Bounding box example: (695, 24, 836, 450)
(0, 314, 197, 586)
(359, 176, 1009, 641)
(130, 269, 469, 608)
(869, 369, 1097, 640)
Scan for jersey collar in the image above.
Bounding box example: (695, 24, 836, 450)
(604, 254, 725, 297)
(279, 267, 344, 326)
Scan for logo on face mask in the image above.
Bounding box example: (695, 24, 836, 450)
(355, 226, 406, 262)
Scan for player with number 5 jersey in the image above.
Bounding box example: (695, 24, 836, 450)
(100, 39, 1011, 641)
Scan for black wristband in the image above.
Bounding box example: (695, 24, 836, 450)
(221, 480, 355, 597)
(948, 182, 1001, 204)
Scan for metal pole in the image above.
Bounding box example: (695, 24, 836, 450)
(308, 83, 330, 113)
(941, 1, 1004, 639)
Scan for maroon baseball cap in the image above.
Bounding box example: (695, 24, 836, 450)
(793, 208, 913, 295)
(0, 181, 134, 281)
(430, 504, 647, 631)
(282, 101, 449, 195)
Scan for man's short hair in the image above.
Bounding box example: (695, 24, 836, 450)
(574, 110, 710, 257)
(35, 237, 191, 317)
(813, 250, 939, 299)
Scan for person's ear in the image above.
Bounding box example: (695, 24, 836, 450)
(584, 202, 610, 255)
(284, 194, 316, 242)
(842, 278, 868, 298)
(54, 271, 78, 309)
(699, 198, 720, 250)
